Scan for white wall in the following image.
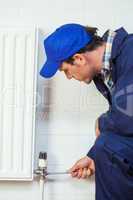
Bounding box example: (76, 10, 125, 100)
(0, 0, 133, 199)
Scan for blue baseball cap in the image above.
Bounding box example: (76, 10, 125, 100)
(40, 23, 93, 78)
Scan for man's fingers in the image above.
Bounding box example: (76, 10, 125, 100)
(68, 167, 77, 173)
(77, 168, 83, 179)
(68, 163, 80, 173)
(81, 168, 87, 179)
(69, 167, 93, 179)
(87, 168, 91, 176)
(71, 171, 78, 177)
(68, 157, 95, 179)
(89, 160, 95, 174)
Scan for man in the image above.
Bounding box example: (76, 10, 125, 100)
(40, 23, 133, 200)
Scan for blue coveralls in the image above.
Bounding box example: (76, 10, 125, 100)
(87, 27, 133, 200)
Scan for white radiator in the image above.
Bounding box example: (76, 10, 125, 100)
(0, 26, 38, 180)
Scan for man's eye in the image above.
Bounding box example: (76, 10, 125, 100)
(64, 70, 68, 74)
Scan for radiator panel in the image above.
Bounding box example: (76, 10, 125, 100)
(0, 27, 37, 180)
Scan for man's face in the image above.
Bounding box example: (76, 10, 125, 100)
(59, 44, 105, 84)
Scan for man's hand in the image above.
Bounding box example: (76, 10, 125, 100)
(68, 156, 95, 179)
(95, 118, 100, 138)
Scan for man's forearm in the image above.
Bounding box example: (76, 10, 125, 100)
(95, 118, 100, 138)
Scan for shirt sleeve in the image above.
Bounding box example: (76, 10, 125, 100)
(86, 145, 96, 159)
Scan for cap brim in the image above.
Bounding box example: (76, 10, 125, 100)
(40, 60, 61, 78)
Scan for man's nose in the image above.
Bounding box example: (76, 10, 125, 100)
(66, 74, 73, 79)
(65, 72, 73, 80)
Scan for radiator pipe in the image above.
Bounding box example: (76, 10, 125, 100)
(38, 152, 47, 200)
(34, 152, 70, 178)
(34, 152, 71, 200)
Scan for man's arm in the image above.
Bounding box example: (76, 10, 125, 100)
(87, 40, 133, 156)
(98, 66, 133, 135)
(95, 118, 100, 138)
(86, 118, 100, 159)
(87, 51, 133, 159)
(87, 65, 133, 159)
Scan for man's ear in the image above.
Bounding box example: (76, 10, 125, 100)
(72, 53, 86, 66)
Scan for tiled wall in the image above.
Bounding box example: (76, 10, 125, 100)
(35, 67, 108, 200)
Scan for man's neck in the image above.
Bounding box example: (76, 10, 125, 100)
(96, 42, 106, 75)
